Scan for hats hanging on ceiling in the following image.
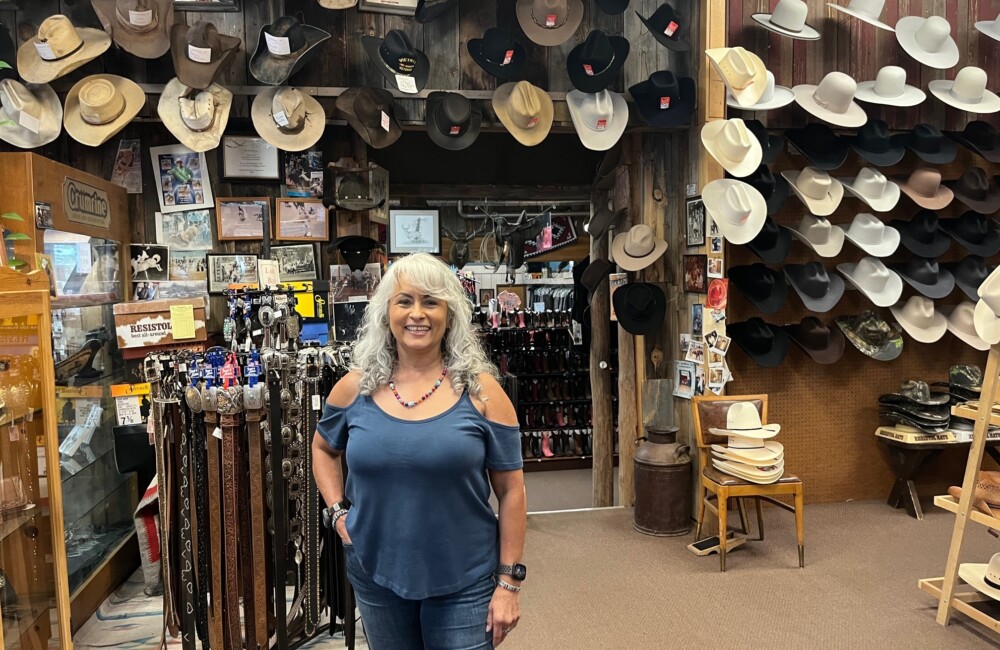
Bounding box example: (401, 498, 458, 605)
(567, 30, 629, 93)
(890, 210, 950, 258)
(363, 29, 429, 94)
(752, 0, 820, 40)
(611, 224, 667, 271)
(425, 92, 482, 151)
(783, 316, 846, 364)
(493, 80, 554, 146)
(613, 283, 666, 335)
(92, 0, 174, 59)
(636, 3, 691, 51)
(336, 87, 401, 149)
(727, 263, 787, 314)
(701, 118, 763, 178)
(948, 301, 991, 350)
(890, 257, 955, 299)
(170, 21, 241, 90)
(784, 214, 845, 257)
(854, 66, 925, 107)
(939, 211, 1000, 257)
(947, 255, 991, 301)
(249, 16, 331, 86)
(827, 0, 894, 31)
(946, 121, 1000, 163)
(0, 80, 61, 149)
(929, 66, 1000, 113)
(892, 167, 953, 210)
(736, 165, 788, 216)
(850, 119, 905, 167)
(890, 295, 947, 343)
(895, 15, 959, 69)
(835, 310, 904, 361)
(64, 74, 144, 147)
(785, 123, 848, 170)
(837, 256, 903, 307)
(157, 79, 232, 152)
(467, 28, 526, 80)
(728, 317, 789, 368)
(747, 216, 792, 264)
(840, 168, 900, 212)
(726, 70, 794, 111)
(516, 0, 584, 47)
(784, 261, 845, 312)
(252, 87, 325, 152)
(706, 47, 767, 108)
(415, 0, 459, 23)
(843, 212, 901, 257)
(566, 89, 629, 151)
(781, 166, 844, 216)
(792, 71, 867, 128)
(627, 70, 696, 127)
(18, 15, 112, 84)
(702, 179, 767, 244)
(330, 235, 378, 273)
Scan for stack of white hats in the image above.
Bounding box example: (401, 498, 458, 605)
(709, 402, 784, 484)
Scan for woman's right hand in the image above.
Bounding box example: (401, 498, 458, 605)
(336, 515, 352, 545)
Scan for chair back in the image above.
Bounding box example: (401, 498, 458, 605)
(691, 395, 769, 471)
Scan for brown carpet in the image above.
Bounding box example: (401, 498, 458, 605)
(504, 501, 1000, 649)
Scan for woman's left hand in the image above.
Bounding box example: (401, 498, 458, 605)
(487, 587, 520, 646)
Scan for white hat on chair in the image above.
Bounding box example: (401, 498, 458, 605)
(708, 401, 780, 438)
(929, 67, 1000, 114)
(975, 13, 1000, 42)
(701, 118, 763, 177)
(751, 0, 820, 40)
(711, 439, 784, 463)
(973, 266, 1000, 344)
(895, 15, 959, 69)
(827, 0, 894, 31)
(855, 66, 926, 107)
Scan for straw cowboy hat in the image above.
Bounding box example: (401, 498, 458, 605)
(493, 81, 554, 147)
(781, 167, 844, 216)
(784, 262, 845, 312)
(0, 80, 62, 149)
(974, 266, 1000, 344)
(566, 89, 628, 151)
(783, 316, 846, 364)
(727, 70, 794, 111)
(712, 458, 785, 484)
(960, 554, 1000, 601)
(701, 118, 763, 178)
(611, 224, 667, 271)
(976, 12, 1000, 42)
(63, 74, 143, 147)
(711, 440, 783, 464)
(516, 0, 584, 47)
(890, 295, 947, 343)
(336, 87, 401, 149)
(843, 212, 900, 257)
(752, 0, 820, 40)
(170, 21, 241, 90)
(827, 0, 894, 31)
(91, 0, 173, 59)
(840, 167, 900, 212)
(710, 401, 781, 438)
(18, 15, 112, 84)
(892, 167, 953, 210)
(948, 301, 991, 350)
(249, 16, 331, 86)
(701, 179, 767, 244)
(157, 78, 232, 152)
(929, 66, 1000, 113)
(706, 47, 767, 107)
(837, 256, 903, 307)
(784, 214, 845, 257)
(854, 65, 925, 107)
(251, 87, 325, 152)
(895, 15, 959, 69)
(793, 71, 867, 128)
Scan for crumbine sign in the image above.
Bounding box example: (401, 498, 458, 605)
(63, 178, 111, 229)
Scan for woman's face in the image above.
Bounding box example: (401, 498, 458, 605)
(388, 277, 449, 354)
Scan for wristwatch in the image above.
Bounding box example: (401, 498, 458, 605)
(496, 563, 527, 581)
(321, 501, 351, 529)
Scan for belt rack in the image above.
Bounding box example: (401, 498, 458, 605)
(144, 286, 355, 649)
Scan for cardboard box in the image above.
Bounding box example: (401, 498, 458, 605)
(113, 297, 208, 349)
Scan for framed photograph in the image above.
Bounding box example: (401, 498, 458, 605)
(276, 199, 329, 241)
(133, 281, 159, 301)
(685, 339, 705, 364)
(173, 1, 239, 12)
(709, 237, 723, 254)
(673, 361, 695, 400)
(285, 150, 323, 197)
(479, 288, 495, 304)
(683, 255, 707, 293)
(207, 254, 259, 293)
(216, 198, 269, 241)
(389, 209, 440, 254)
(155, 210, 213, 250)
(34, 201, 52, 229)
(168, 250, 208, 281)
(271, 244, 318, 282)
(686, 198, 705, 247)
(709, 215, 721, 237)
(707, 257, 724, 279)
(330, 263, 382, 302)
(359, 0, 418, 16)
(333, 301, 368, 341)
(221, 135, 280, 181)
(130, 244, 169, 282)
(150, 144, 214, 213)
(691, 304, 704, 337)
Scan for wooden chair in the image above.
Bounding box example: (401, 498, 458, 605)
(691, 395, 805, 572)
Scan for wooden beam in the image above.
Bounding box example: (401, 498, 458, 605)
(391, 184, 591, 200)
(591, 192, 614, 508)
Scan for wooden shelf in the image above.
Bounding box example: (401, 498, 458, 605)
(3, 592, 53, 647)
(934, 495, 1000, 529)
(0, 407, 42, 428)
(919, 577, 1000, 634)
(950, 404, 1000, 427)
(0, 504, 41, 543)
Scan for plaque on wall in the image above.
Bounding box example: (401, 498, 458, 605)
(221, 136, 281, 181)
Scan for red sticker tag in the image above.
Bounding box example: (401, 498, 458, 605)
(449, 125, 461, 135)
(503, 49, 514, 65)
(583, 63, 594, 76)
(596, 119, 607, 131)
(665, 21, 679, 37)
(546, 14, 557, 27)
(660, 96, 672, 110)
(527, 116, 539, 128)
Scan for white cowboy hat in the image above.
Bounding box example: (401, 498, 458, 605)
(793, 71, 867, 127)
(827, 0, 894, 31)
(17, 14, 112, 84)
(784, 214, 845, 257)
(712, 458, 785, 484)
(959, 554, 1000, 601)
(929, 67, 1000, 114)
(63, 74, 144, 147)
(843, 213, 901, 257)
(854, 66, 926, 107)
(751, 0, 820, 40)
(700, 118, 763, 177)
(706, 47, 767, 107)
(251, 87, 325, 152)
(974, 266, 1000, 344)
(0, 80, 62, 149)
(948, 301, 991, 350)
(702, 179, 767, 245)
(891, 295, 947, 343)
(708, 401, 780, 438)
(895, 15, 959, 69)
(566, 89, 628, 151)
(781, 167, 844, 216)
(611, 224, 667, 271)
(840, 167, 901, 212)
(157, 78, 233, 153)
(711, 439, 784, 464)
(975, 13, 1000, 42)
(726, 70, 794, 111)
(837, 257, 903, 307)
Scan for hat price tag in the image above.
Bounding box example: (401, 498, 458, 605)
(273, 110, 290, 127)
(380, 110, 390, 132)
(502, 49, 514, 66)
(545, 14, 557, 28)
(395, 74, 418, 94)
(582, 64, 594, 77)
(129, 10, 153, 27)
(188, 44, 213, 63)
(665, 21, 680, 37)
(18, 110, 40, 135)
(595, 118, 607, 132)
(265, 33, 291, 56)
(527, 116, 539, 128)
(449, 125, 461, 135)
(659, 96, 672, 110)
(34, 41, 56, 61)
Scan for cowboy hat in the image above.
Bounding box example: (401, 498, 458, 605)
(516, 0, 584, 47)
(705, 47, 767, 107)
(940, 211, 1000, 257)
(843, 212, 901, 257)
(493, 80, 554, 147)
(752, 0, 820, 40)
(854, 65, 925, 107)
(837, 257, 903, 307)
(580, 257, 612, 303)
(840, 168, 901, 212)
(329, 235, 378, 272)
(895, 15, 959, 69)
(975, 12, 1000, 42)
(334, 173, 382, 211)
(890, 210, 950, 258)
(948, 301, 991, 350)
(727, 318, 790, 368)
(415, 0, 459, 23)
(784, 261, 845, 312)
(890, 257, 955, 299)
(728, 263, 787, 314)
(712, 458, 785, 484)
(929, 66, 1000, 113)
(959, 555, 1000, 601)
(947, 255, 991, 301)
(336, 87, 401, 149)
(735, 165, 789, 216)
(711, 441, 784, 464)
(596, 0, 628, 14)
(893, 167, 953, 210)
(709, 401, 781, 438)
(946, 121, 1000, 163)
(836, 310, 904, 360)
(249, 16, 331, 86)
(850, 119, 905, 167)
(567, 30, 629, 93)
(425, 92, 482, 151)
(747, 215, 792, 263)
(974, 266, 1000, 344)
(827, 0, 894, 31)
(636, 3, 691, 51)
(170, 21, 240, 90)
(793, 71, 867, 128)
(947, 168, 1000, 213)
(612, 283, 666, 335)
(701, 118, 763, 178)
(91, 0, 173, 59)
(0, 80, 62, 149)
(627, 70, 697, 127)
(362, 30, 429, 94)
(892, 123, 957, 164)
(784, 214, 845, 257)
(64, 74, 143, 147)
(781, 167, 844, 216)
(157, 78, 232, 153)
(726, 70, 794, 111)
(890, 295, 947, 343)
(18, 14, 112, 84)
(783, 316, 846, 364)
(566, 89, 628, 151)
(611, 224, 667, 272)
(467, 27, 526, 80)
(251, 87, 325, 152)
(785, 122, 849, 170)
(702, 179, 767, 245)
(584, 206, 618, 240)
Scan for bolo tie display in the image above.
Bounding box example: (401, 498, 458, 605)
(144, 286, 354, 650)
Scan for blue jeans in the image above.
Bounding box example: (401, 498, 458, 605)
(344, 544, 494, 650)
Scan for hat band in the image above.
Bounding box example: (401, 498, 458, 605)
(623, 241, 654, 259)
(482, 46, 515, 66)
(950, 85, 983, 104)
(36, 36, 84, 62)
(985, 573, 1000, 591)
(581, 51, 617, 77)
(116, 8, 158, 34)
(531, 9, 568, 29)
(82, 97, 126, 126)
(812, 90, 847, 114)
(274, 111, 306, 134)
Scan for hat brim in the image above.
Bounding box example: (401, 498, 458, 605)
(947, 318, 992, 350)
(939, 219, 1000, 257)
(157, 79, 232, 153)
(636, 12, 691, 51)
(362, 35, 430, 94)
(706, 48, 767, 107)
(566, 90, 628, 151)
(975, 22, 1000, 42)
(702, 178, 767, 245)
(844, 225, 901, 257)
(894, 179, 954, 210)
(945, 131, 1000, 163)
(974, 299, 1000, 344)
(792, 83, 867, 128)
(836, 315, 904, 360)
(516, 0, 584, 46)
(708, 423, 780, 439)
(169, 24, 240, 90)
(728, 320, 790, 368)
(947, 189, 1000, 215)
(493, 81, 554, 147)
(92, 0, 173, 59)
(566, 37, 629, 94)
(251, 88, 325, 152)
(64, 74, 144, 147)
(335, 87, 402, 150)
(854, 80, 926, 107)
(712, 460, 785, 483)
(959, 564, 1000, 601)
(728, 266, 787, 314)
(18, 27, 112, 84)
(890, 301, 948, 343)
(727, 84, 795, 111)
(784, 265, 845, 312)
(612, 284, 666, 335)
(784, 221, 846, 257)
(783, 323, 846, 364)
(895, 16, 960, 69)
(827, 3, 894, 30)
(785, 129, 849, 170)
(781, 169, 844, 216)
(628, 76, 697, 127)
(701, 120, 763, 177)
(750, 14, 820, 40)
(929, 79, 1000, 114)
(467, 39, 526, 80)
(841, 180, 901, 212)
(426, 92, 483, 151)
(850, 140, 906, 167)
(890, 219, 951, 258)
(747, 219, 792, 263)
(711, 441, 784, 463)
(250, 24, 331, 86)
(0, 83, 62, 149)
(890, 264, 956, 299)
(837, 261, 904, 307)
(611, 232, 667, 272)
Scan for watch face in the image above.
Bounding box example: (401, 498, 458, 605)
(512, 563, 527, 581)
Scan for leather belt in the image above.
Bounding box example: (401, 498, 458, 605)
(235, 407, 257, 650)
(219, 394, 243, 650)
(174, 401, 196, 650)
(266, 368, 289, 649)
(190, 409, 210, 645)
(245, 383, 269, 648)
(202, 388, 224, 650)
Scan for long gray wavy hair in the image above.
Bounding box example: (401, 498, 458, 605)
(351, 253, 498, 399)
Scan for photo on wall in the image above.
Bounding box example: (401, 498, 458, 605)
(276, 199, 329, 241)
(333, 301, 367, 341)
(155, 210, 213, 250)
(150, 144, 214, 213)
(168, 250, 208, 282)
(683, 255, 707, 293)
(130, 244, 169, 282)
(686, 198, 705, 247)
(285, 150, 324, 198)
(388, 209, 440, 254)
(207, 254, 259, 293)
(216, 198, 269, 241)
(330, 263, 382, 302)
(271, 244, 318, 282)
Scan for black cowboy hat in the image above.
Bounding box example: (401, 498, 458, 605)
(891, 123, 957, 165)
(728, 263, 787, 314)
(567, 30, 629, 93)
(785, 122, 848, 170)
(596, 0, 629, 14)
(939, 211, 1000, 257)
(329, 235, 379, 272)
(612, 282, 666, 335)
(415, 0, 459, 23)
(467, 27, 526, 80)
(889, 257, 956, 299)
(945, 120, 1000, 164)
(849, 119, 905, 167)
(728, 317, 789, 368)
(744, 119, 784, 164)
(362, 30, 430, 93)
(336, 87, 401, 149)
(627, 70, 696, 128)
(584, 207, 617, 240)
(248, 16, 331, 86)
(425, 92, 482, 151)
(730, 164, 788, 216)
(580, 257, 612, 303)
(636, 3, 691, 51)
(890, 210, 951, 258)
(946, 167, 1000, 214)
(945, 255, 991, 301)
(782, 316, 845, 364)
(783, 261, 845, 312)
(746, 216, 792, 264)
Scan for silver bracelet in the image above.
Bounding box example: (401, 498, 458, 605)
(496, 577, 521, 593)
(332, 508, 349, 526)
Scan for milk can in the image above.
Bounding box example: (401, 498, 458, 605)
(633, 426, 692, 536)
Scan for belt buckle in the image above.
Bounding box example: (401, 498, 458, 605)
(244, 384, 264, 411)
(184, 385, 204, 413)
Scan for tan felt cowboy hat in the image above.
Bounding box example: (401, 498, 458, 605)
(700, 118, 763, 178)
(0, 80, 62, 149)
(892, 167, 953, 210)
(18, 14, 112, 84)
(249, 16, 331, 86)
(781, 166, 844, 216)
(158, 78, 232, 153)
(793, 71, 867, 128)
(493, 80, 554, 147)
(64, 74, 143, 147)
(91, 0, 174, 60)
(891, 295, 947, 343)
(611, 224, 667, 271)
(170, 21, 241, 90)
(516, 0, 584, 47)
(251, 87, 325, 152)
(706, 47, 767, 107)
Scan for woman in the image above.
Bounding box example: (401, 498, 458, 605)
(313, 253, 526, 649)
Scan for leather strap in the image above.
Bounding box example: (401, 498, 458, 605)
(220, 408, 243, 650)
(190, 409, 210, 645)
(267, 368, 289, 648)
(245, 386, 269, 648)
(170, 403, 196, 650)
(203, 400, 225, 650)
(234, 409, 258, 650)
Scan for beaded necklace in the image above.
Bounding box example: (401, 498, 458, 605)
(389, 367, 448, 408)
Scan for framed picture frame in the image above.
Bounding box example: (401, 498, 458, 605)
(358, 0, 418, 16)
(207, 254, 259, 294)
(216, 198, 270, 241)
(155, 210, 214, 250)
(173, 0, 239, 11)
(389, 209, 440, 254)
(479, 288, 495, 304)
(150, 144, 214, 213)
(686, 197, 705, 247)
(129, 244, 169, 282)
(221, 135, 281, 181)
(284, 150, 324, 198)
(276, 198, 329, 241)
(271, 244, 318, 282)
(683, 254, 708, 293)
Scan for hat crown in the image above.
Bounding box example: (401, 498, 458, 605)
(899, 379, 933, 402)
(987, 554, 1000, 585)
(623, 224, 657, 257)
(578, 30, 614, 67)
(722, 183, 754, 226)
(855, 118, 892, 153)
(648, 70, 680, 96)
(951, 66, 989, 103)
(796, 122, 837, 149)
(482, 26, 515, 50)
(854, 257, 891, 292)
(0, 79, 38, 126)
(853, 311, 895, 345)
(187, 21, 224, 59)
(179, 90, 215, 131)
(915, 16, 952, 53)
(794, 261, 831, 298)
(852, 167, 889, 198)
(812, 71, 858, 114)
(796, 166, 833, 200)
(623, 283, 658, 315)
(907, 167, 943, 197)
(800, 214, 833, 244)
(910, 123, 944, 153)
(909, 210, 940, 241)
(874, 65, 907, 97)
(718, 47, 756, 89)
(724, 401, 766, 431)
(758, 70, 776, 102)
(902, 295, 936, 324)
(265, 16, 307, 53)
(963, 120, 997, 148)
(741, 318, 776, 353)
(530, 0, 569, 27)
(956, 254, 988, 283)
(116, 0, 159, 31)
(440, 92, 472, 124)
(382, 29, 418, 74)
(752, 214, 779, 244)
(717, 119, 753, 161)
(797, 316, 832, 349)
(37, 15, 83, 58)
(79, 77, 125, 126)
(847, 0, 886, 18)
(508, 81, 545, 129)
(903, 257, 940, 283)
(950, 301, 979, 334)
(956, 211, 990, 239)
(745, 165, 776, 198)
(849, 212, 887, 244)
(957, 167, 991, 200)
(951, 363, 983, 387)
(771, 0, 809, 31)
(272, 87, 306, 130)
(741, 263, 776, 298)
